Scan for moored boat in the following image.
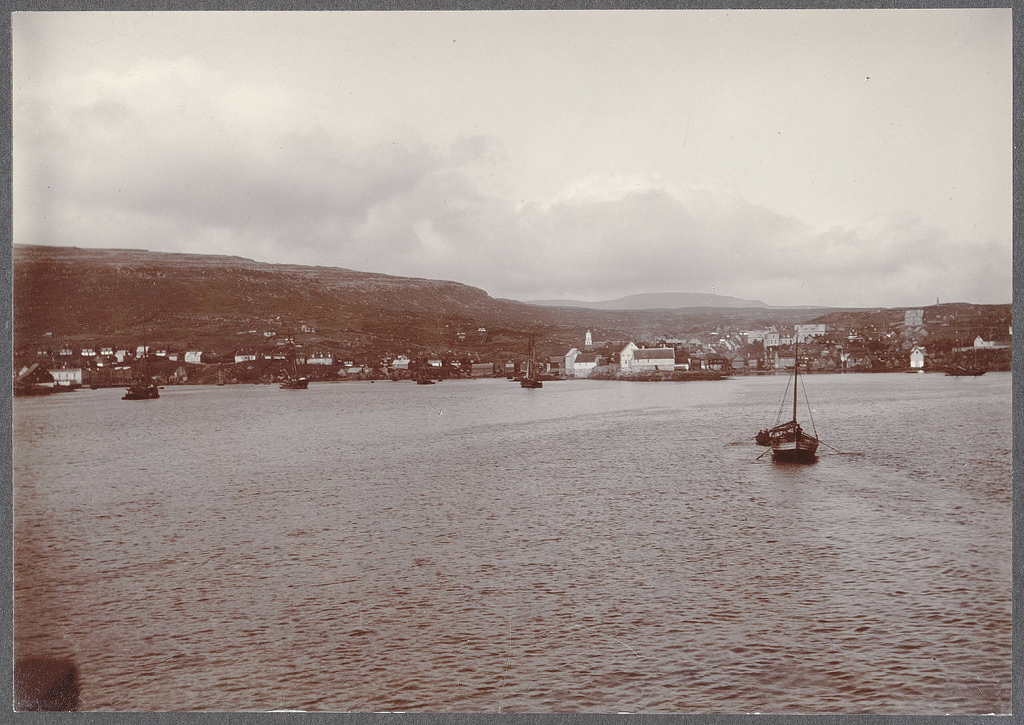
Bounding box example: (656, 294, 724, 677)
(279, 344, 309, 389)
(758, 339, 819, 463)
(520, 334, 543, 389)
(122, 379, 160, 400)
(944, 364, 985, 377)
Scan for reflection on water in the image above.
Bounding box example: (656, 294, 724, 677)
(14, 373, 1011, 712)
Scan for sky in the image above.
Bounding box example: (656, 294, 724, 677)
(12, 9, 1012, 308)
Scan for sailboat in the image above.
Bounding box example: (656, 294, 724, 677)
(123, 342, 160, 400)
(520, 335, 543, 388)
(279, 344, 310, 389)
(756, 338, 819, 463)
(944, 337, 985, 376)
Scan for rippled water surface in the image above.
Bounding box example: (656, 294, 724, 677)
(14, 373, 1012, 712)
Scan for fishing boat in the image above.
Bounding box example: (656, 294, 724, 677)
(756, 339, 819, 463)
(279, 345, 310, 389)
(123, 342, 160, 400)
(944, 335, 985, 376)
(520, 335, 543, 389)
(122, 378, 160, 400)
(944, 365, 986, 377)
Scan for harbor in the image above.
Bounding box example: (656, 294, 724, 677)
(13, 373, 1012, 712)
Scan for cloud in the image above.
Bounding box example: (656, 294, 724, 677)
(15, 56, 1010, 308)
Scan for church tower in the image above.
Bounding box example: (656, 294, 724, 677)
(585, 329, 593, 348)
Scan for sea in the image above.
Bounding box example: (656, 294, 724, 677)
(13, 372, 1012, 713)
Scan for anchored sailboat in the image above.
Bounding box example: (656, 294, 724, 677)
(279, 344, 310, 389)
(520, 334, 543, 388)
(756, 338, 819, 463)
(123, 340, 159, 400)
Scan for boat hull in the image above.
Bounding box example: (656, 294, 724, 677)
(122, 386, 159, 400)
(770, 436, 819, 463)
(279, 378, 309, 390)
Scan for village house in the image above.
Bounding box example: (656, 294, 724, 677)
(234, 349, 258, 363)
(620, 343, 675, 373)
(169, 366, 189, 383)
(306, 352, 334, 365)
(184, 351, 204, 364)
(48, 368, 83, 387)
(565, 348, 602, 378)
(773, 352, 796, 370)
(390, 355, 410, 370)
(910, 346, 926, 369)
(470, 362, 494, 378)
(974, 335, 1011, 350)
(795, 324, 827, 342)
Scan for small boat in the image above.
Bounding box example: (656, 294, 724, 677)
(758, 339, 819, 463)
(279, 345, 309, 389)
(520, 334, 543, 389)
(122, 379, 160, 400)
(945, 336, 985, 376)
(944, 365, 985, 377)
(123, 341, 159, 400)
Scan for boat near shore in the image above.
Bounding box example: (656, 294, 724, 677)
(122, 379, 160, 400)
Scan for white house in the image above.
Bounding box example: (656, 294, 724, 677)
(565, 348, 602, 378)
(234, 350, 258, 363)
(974, 335, 1010, 350)
(390, 355, 410, 370)
(632, 347, 675, 372)
(904, 309, 924, 327)
(618, 342, 639, 370)
(136, 345, 150, 357)
(909, 346, 926, 369)
(80, 347, 96, 357)
(114, 349, 129, 363)
(49, 368, 82, 387)
(763, 328, 780, 348)
(620, 343, 675, 373)
(795, 324, 827, 342)
(306, 352, 334, 365)
(184, 351, 204, 364)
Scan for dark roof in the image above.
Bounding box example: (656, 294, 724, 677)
(575, 353, 600, 363)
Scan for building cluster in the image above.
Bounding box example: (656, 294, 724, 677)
(552, 312, 1011, 378)
(16, 308, 1012, 390)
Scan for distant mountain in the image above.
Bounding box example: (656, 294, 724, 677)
(528, 292, 769, 310)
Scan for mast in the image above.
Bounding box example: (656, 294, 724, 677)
(792, 336, 799, 423)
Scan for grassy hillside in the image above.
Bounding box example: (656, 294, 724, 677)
(15, 245, 1006, 363)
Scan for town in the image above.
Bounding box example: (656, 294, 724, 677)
(14, 305, 1012, 394)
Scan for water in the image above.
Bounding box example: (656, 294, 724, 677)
(13, 373, 1011, 713)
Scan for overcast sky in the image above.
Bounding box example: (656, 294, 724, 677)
(13, 9, 1011, 307)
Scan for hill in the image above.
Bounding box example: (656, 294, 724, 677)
(528, 291, 769, 310)
(15, 245, 1007, 364)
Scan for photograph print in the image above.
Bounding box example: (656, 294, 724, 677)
(11, 8, 1012, 713)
